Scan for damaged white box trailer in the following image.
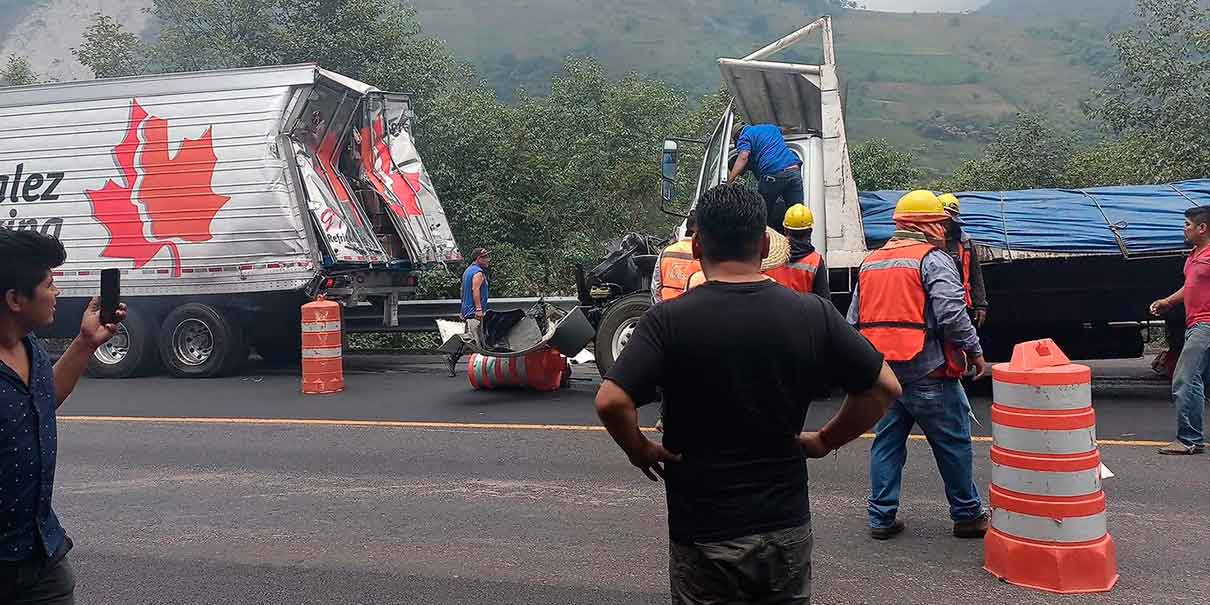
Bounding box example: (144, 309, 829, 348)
(0, 64, 460, 377)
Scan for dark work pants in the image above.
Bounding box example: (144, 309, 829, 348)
(669, 523, 812, 604)
(757, 169, 804, 233)
(0, 547, 76, 605)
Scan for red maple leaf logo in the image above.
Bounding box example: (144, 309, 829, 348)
(367, 117, 423, 218)
(86, 99, 231, 277)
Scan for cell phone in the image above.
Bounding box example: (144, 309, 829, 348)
(100, 269, 120, 324)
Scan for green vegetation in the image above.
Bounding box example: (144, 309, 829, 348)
(403, 1, 1122, 174)
(33, 0, 1210, 296)
(0, 55, 37, 85)
(946, 0, 1209, 191)
(73, 0, 718, 296)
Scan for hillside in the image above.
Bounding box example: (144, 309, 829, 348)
(1, 0, 1131, 174)
(406, 1, 1122, 173)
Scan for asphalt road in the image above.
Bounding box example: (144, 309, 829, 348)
(50, 355, 1210, 604)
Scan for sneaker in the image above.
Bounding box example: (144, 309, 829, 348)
(869, 519, 905, 540)
(953, 513, 990, 539)
(1158, 441, 1205, 455)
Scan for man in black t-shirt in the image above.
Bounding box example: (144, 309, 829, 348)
(595, 183, 902, 604)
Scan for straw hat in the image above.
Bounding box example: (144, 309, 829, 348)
(760, 227, 791, 272)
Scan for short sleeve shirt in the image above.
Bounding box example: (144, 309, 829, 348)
(0, 335, 65, 561)
(606, 280, 884, 544)
(1184, 245, 1210, 328)
(735, 124, 801, 177)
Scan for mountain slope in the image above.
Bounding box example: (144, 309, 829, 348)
(1, 0, 1125, 173)
(407, 1, 1115, 172)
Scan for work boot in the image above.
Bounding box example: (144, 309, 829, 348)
(953, 513, 990, 539)
(869, 519, 905, 540)
(1158, 441, 1205, 455)
(446, 354, 458, 378)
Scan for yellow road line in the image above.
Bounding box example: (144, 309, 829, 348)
(59, 415, 1171, 447)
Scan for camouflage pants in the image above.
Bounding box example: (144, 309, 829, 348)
(669, 523, 812, 604)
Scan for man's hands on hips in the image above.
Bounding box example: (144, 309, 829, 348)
(78, 297, 126, 350)
(628, 438, 682, 481)
(974, 309, 987, 328)
(969, 354, 988, 380)
(796, 432, 832, 459)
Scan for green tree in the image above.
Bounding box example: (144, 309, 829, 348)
(942, 113, 1075, 191)
(71, 1, 730, 295)
(1083, 0, 1210, 183)
(78, 0, 462, 107)
(0, 55, 37, 86)
(421, 58, 714, 295)
(72, 13, 144, 78)
(849, 138, 923, 191)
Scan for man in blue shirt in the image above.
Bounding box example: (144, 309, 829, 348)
(0, 230, 126, 604)
(728, 123, 803, 233)
(447, 248, 491, 376)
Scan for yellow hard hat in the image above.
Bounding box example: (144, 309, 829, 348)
(893, 190, 946, 220)
(937, 193, 960, 214)
(783, 204, 814, 230)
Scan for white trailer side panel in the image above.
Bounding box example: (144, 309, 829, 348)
(0, 74, 315, 298)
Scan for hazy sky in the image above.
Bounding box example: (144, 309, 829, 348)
(861, 0, 988, 11)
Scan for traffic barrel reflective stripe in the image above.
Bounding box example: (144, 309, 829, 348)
(984, 338, 1117, 594)
(301, 299, 343, 395)
(994, 381, 1091, 411)
(990, 486, 1107, 543)
(991, 405, 1097, 455)
(990, 449, 1101, 497)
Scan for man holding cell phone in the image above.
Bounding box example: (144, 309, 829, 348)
(0, 230, 126, 604)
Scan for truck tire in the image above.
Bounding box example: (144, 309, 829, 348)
(158, 303, 247, 378)
(594, 293, 651, 376)
(87, 306, 160, 378)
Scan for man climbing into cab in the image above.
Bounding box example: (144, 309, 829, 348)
(727, 123, 802, 233)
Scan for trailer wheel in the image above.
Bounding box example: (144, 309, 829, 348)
(87, 306, 160, 378)
(594, 293, 651, 376)
(158, 303, 246, 378)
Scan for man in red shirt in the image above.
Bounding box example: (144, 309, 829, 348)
(1150, 206, 1210, 455)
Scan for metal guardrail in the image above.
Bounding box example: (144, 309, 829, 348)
(342, 296, 582, 333)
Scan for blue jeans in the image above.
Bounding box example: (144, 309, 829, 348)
(1171, 323, 1210, 448)
(868, 378, 983, 529)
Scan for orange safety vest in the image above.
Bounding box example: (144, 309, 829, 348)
(764, 251, 821, 294)
(857, 239, 966, 378)
(658, 239, 700, 302)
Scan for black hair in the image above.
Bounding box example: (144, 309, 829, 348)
(0, 230, 66, 305)
(1186, 206, 1210, 228)
(684, 210, 698, 236)
(695, 183, 766, 263)
(731, 122, 747, 143)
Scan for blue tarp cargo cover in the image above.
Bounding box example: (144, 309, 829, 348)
(860, 179, 1210, 256)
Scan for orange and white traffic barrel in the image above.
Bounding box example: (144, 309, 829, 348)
(301, 298, 343, 394)
(984, 338, 1117, 594)
(467, 348, 567, 392)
